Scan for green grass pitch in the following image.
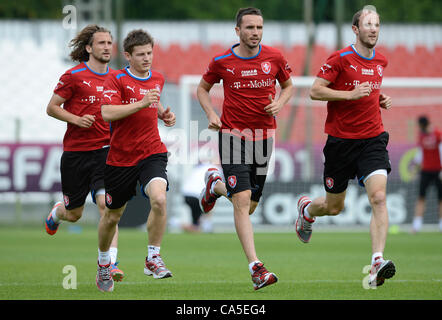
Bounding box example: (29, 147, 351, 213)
(0, 226, 441, 300)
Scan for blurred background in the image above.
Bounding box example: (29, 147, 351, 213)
(0, 0, 441, 233)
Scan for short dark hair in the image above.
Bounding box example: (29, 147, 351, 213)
(352, 5, 379, 28)
(418, 115, 429, 128)
(235, 7, 262, 27)
(123, 29, 154, 54)
(69, 24, 111, 62)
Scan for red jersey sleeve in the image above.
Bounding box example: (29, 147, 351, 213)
(276, 53, 292, 83)
(157, 74, 165, 92)
(54, 71, 74, 100)
(316, 52, 342, 83)
(102, 75, 122, 105)
(202, 59, 221, 85)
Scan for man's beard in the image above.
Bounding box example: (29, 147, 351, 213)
(244, 39, 261, 50)
(92, 52, 111, 63)
(360, 35, 378, 49)
(240, 32, 261, 50)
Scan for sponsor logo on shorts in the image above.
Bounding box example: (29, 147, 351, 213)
(228, 175, 237, 188)
(325, 177, 334, 189)
(63, 195, 69, 206)
(106, 193, 112, 205)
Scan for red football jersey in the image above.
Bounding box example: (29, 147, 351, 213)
(54, 62, 113, 151)
(317, 45, 388, 139)
(418, 129, 441, 171)
(203, 44, 292, 140)
(102, 67, 167, 167)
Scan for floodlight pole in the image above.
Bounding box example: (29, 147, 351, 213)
(334, 0, 344, 50)
(115, 0, 124, 69)
(303, 0, 314, 180)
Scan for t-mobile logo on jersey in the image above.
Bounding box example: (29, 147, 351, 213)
(81, 96, 98, 103)
(345, 80, 382, 90)
(231, 78, 275, 90)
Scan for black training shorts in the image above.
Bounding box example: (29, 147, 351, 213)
(60, 147, 109, 210)
(218, 131, 273, 202)
(322, 131, 391, 194)
(419, 170, 442, 199)
(104, 152, 168, 209)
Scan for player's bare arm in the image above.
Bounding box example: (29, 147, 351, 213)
(379, 93, 392, 109)
(157, 102, 176, 127)
(264, 78, 294, 116)
(101, 89, 159, 122)
(310, 77, 372, 101)
(197, 78, 222, 130)
(47, 93, 96, 128)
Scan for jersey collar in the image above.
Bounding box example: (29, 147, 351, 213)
(230, 43, 262, 60)
(125, 66, 152, 81)
(84, 62, 109, 75)
(350, 44, 375, 60)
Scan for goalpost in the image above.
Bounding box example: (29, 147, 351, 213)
(172, 76, 442, 230)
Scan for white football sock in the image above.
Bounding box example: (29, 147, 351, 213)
(439, 218, 442, 232)
(412, 216, 423, 232)
(148, 245, 160, 260)
(304, 203, 313, 220)
(109, 247, 118, 265)
(98, 250, 110, 265)
(51, 205, 61, 223)
(371, 252, 384, 265)
(210, 179, 220, 195)
(248, 260, 261, 275)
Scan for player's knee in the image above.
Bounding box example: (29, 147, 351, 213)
(150, 193, 167, 212)
(233, 191, 251, 208)
(369, 190, 386, 207)
(96, 197, 106, 213)
(97, 202, 106, 215)
(105, 210, 122, 226)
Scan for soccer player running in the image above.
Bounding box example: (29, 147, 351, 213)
(96, 29, 176, 292)
(45, 25, 124, 281)
(197, 7, 294, 290)
(412, 115, 442, 233)
(295, 6, 396, 287)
